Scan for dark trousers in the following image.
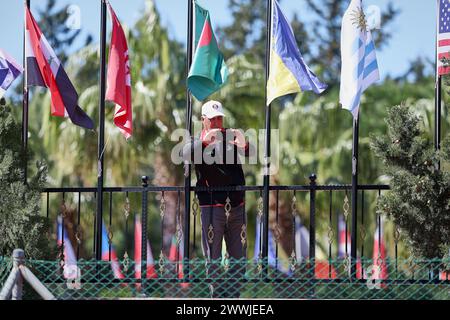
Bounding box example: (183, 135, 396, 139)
(201, 204, 247, 298)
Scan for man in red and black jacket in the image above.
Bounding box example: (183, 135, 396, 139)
(182, 100, 254, 297)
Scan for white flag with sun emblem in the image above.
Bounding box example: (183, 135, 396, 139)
(340, 0, 380, 119)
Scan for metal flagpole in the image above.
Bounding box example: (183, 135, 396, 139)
(435, 0, 442, 170)
(95, 0, 108, 261)
(183, 0, 194, 279)
(262, 0, 273, 278)
(22, 0, 31, 184)
(350, 114, 359, 279)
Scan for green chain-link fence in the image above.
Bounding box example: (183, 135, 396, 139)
(1, 256, 449, 299)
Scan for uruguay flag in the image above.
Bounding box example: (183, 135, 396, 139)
(56, 216, 78, 279)
(25, 7, 94, 130)
(340, 0, 380, 118)
(267, 0, 327, 105)
(0, 49, 23, 99)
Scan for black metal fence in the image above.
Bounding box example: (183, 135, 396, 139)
(38, 174, 422, 283)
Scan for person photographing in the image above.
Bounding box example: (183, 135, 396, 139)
(182, 100, 254, 298)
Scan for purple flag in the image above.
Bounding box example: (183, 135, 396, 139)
(0, 49, 23, 99)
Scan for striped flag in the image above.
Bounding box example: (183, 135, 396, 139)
(0, 49, 23, 99)
(134, 214, 157, 279)
(338, 215, 351, 259)
(25, 6, 94, 130)
(438, 0, 450, 75)
(101, 221, 125, 279)
(340, 0, 380, 118)
(56, 216, 78, 280)
(106, 2, 132, 139)
(169, 234, 189, 288)
(267, 0, 327, 105)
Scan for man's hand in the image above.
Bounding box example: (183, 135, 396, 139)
(229, 129, 247, 148)
(202, 128, 222, 145)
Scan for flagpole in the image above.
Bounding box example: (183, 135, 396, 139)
(183, 0, 194, 279)
(95, 0, 107, 261)
(262, 0, 273, 278)
(435, 0, 441, 170)
(350, 114, 359, 279)
(22, 0, 30, 184)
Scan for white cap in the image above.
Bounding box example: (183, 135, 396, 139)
(201, 100, 226, 119)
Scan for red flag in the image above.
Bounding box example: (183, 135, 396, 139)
(169, 235, 189, 289)
(106, 3, 132, 139)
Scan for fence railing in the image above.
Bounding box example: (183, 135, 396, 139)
(38, 174, 411, 282)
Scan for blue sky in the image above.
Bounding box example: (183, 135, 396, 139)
(0, 0, 436, 79)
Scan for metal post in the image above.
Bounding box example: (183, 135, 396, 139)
(95, 0, 107, 261)
(22, 0, 31, 184)
(12, 249, 24, 300)
(262, 0, 273, 279)
(141, 176, 149, 280)
(309, 174, 316, 272)
(183, 0, 194, 279)
(435, 0, 442, 171)
(435, 74, 442, 171)
(351, 115, 359, 279)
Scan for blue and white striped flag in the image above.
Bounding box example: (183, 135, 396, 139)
(0, 49, 23, 99)
(340, 0, 380, 118)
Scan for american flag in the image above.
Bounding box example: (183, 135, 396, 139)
(438, 0, 450, 75)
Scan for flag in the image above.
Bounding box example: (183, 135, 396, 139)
(187, 1, 228, 101)
(56, 216, 78, 279)
(106, 3, 132, 139)
(338, 215, 351, 259)
(438, 0, 450, 75)
(134, 214, 157, 279)
(340, 0, 380, 118)
(372, 217, 388, 280)
(266, 0, 327, 105)
(169, 234, 189, 288)
(338, 215, 363, 279)
(0, 49, 23, 99)
(101, 221, 125, 279)
(25, 7, 94, 129)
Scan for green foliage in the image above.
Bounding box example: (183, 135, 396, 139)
(35, 0, 91, 64)
(0, 104, 55, 259)
(370, 104, 450, 259)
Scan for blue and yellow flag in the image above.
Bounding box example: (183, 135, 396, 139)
(267, 0, 327, 105)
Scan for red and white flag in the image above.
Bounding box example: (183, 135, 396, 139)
(438, 0, 450, 75)
(106, 3, 132, 139)
(25, 7, 94, 130)
(134, 214, 157, 279)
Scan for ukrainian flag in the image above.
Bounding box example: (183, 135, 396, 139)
(267, 0, 327, 105)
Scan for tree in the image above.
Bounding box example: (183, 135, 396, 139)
(370, 103, 450, 259)
(35, 0, 92, 64)
(0, 101, 54, 259)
